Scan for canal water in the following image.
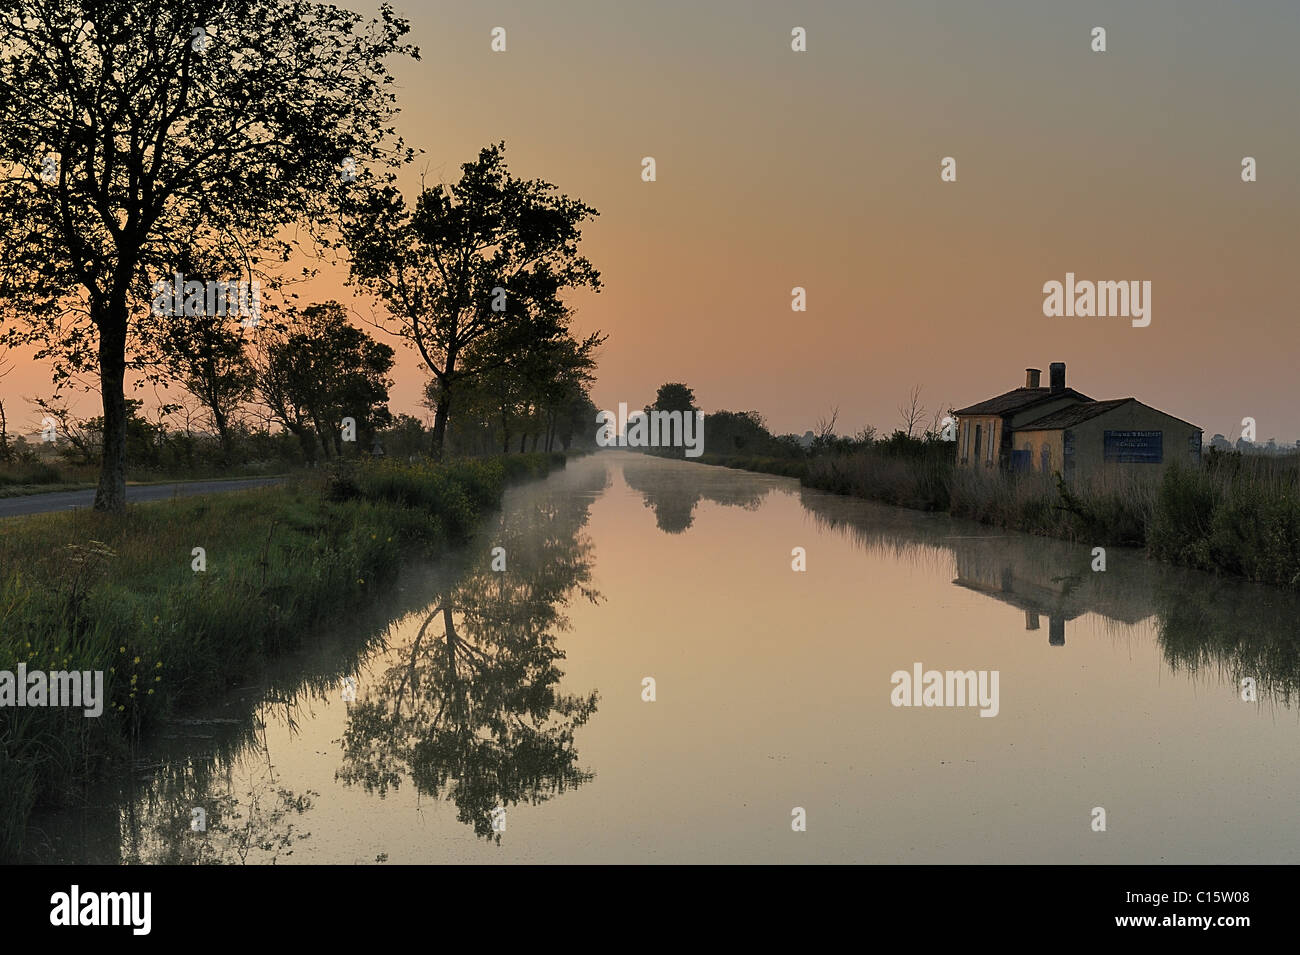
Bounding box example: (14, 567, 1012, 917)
(26, 452, 1300, 863)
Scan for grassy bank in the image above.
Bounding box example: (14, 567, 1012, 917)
(0, 451, 565, 858)
(697, 446, 1300, 587)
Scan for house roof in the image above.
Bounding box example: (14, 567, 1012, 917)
(1017, 397, 1201, 432)
(1014, 398, 1135, 430)
(954, 387, 1093, 417)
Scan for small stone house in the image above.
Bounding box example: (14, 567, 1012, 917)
(954, 363, 1201, 480)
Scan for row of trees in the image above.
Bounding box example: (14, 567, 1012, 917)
(0, 2, 604, 511)
(3, 304, 394, 471)
(8, 273, 604, 471)
(633, 381, 958, 460)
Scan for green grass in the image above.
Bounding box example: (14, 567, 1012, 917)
(1149, 459, 1300, 586)
(0, 452, 566, 859)
(0, 459, 67, 490)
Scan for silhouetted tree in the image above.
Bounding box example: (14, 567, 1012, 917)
(647, 383, 698, 417)
(0, 1, 416, 510)
(342, 142, 602, 458)
(257, 303, 394, 461)
(0, 343, 10, 461)
(457, 322, 604, 453)
(704, 410, 776, 455)
(898, 385, 926, 439)
(157, 312, 254, 466)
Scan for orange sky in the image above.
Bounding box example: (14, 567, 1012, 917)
(4, 0, 1299, 444)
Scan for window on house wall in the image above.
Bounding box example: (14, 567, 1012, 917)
(1040, 443, 1050, 472)
(986, 422, 995, 464)
(974, 424, 982, 462)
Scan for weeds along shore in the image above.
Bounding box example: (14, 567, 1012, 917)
(0, 452, 567, 859)
(693, 446, 1300, 589)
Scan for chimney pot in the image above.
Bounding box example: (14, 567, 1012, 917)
(1025, 368, 1041, 389)
(1049, 362, 1066, 394)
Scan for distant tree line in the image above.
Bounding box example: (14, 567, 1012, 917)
(633, 381, 955, 462)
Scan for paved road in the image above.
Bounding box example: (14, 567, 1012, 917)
(0, 477, 286, 519)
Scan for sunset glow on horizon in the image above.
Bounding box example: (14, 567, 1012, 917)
(4, 0, 1298, 446)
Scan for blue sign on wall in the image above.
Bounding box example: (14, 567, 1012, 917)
(1104, 430, 1163, 463)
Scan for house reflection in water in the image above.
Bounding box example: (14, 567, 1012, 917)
(1025, 611, 1060, 646)
(800, 486, 1300, 703)
(950, 536, 1157, 647)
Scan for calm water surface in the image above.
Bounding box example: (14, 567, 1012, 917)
(28, 452, 1300, 863)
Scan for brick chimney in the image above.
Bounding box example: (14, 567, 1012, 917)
(1049, 362, 1066, 393)
(1025, 368, 1041, 389)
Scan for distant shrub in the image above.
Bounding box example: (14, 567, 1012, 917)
(324, 461, 362, 502)
(0, 460, 63, 486)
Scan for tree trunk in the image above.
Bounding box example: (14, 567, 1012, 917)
(93, 302, 129, 513)
(444, 604, 457, 678)
(288, 422, 317, 464)
(212, 403, 233, 466)
(431, 391, 452, 460)
(331, 417, 346, 457)
(310, 414, 333, 460)
(430, 363, 454, 461)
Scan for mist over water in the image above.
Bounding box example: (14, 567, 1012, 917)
(26, 453, 1300, 863)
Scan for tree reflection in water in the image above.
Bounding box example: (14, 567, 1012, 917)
(335, 466, 606, 841)
(621, 456, 776, 533)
